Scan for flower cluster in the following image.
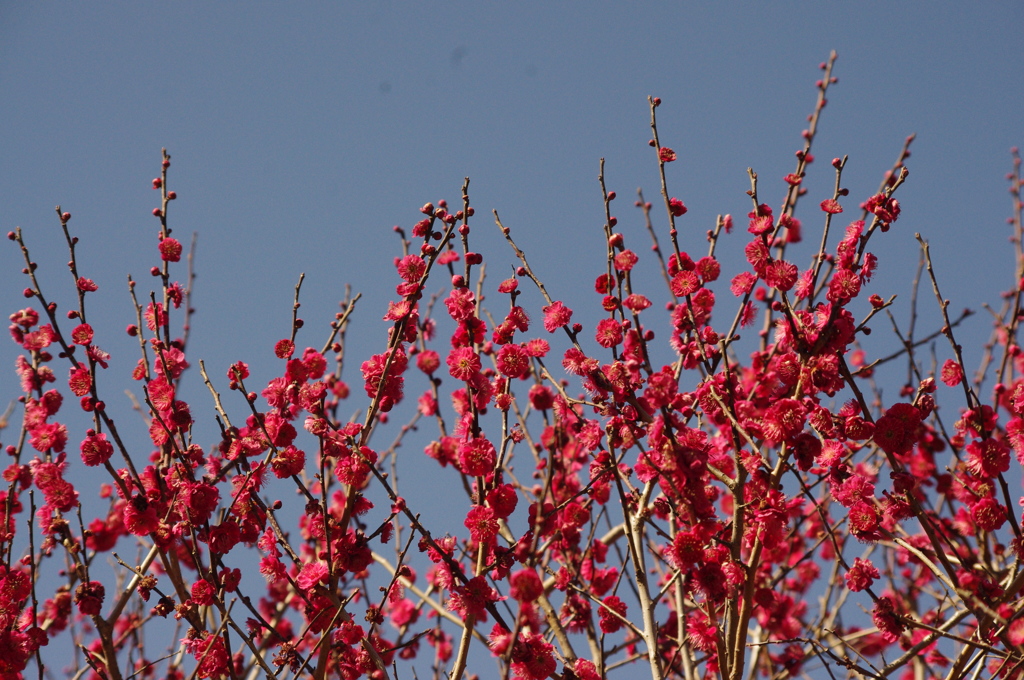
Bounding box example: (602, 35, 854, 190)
(4, 60, 1024, 680)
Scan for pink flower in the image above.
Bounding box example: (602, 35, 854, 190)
(864, 193, 901, 225)
(464, 506, 499, 545)
(827, 268, 861, 303)
(74, 581, 105, 616)
(226, 360, 249, 384)
(486, 484, 518, 518)
(184, 632, 230, 679)
(762, 398, 806, 444)
(495, 343, 530, 379)
(274, 338, 295, 359)
(524, 338, 549, 357)
(671, 530, 704, 568)
(447, 346, 481, 381)
(158, 237, 182, 262)
(68, 366, 92, 397)
(9, 308, 39, 328)
(594, 318, 623, 348)
(574, 660, 601, 680)
(562, 347, 597, 376)
(763, 259, 798, 292)
(871, 596, 905, 643)
(445, 288, 476, 321)
(528, 384, 553, 410)
(416, 349, 440, 374)
(510, 632, 555, 680)
(447, 575, 501, 620)
(686, 611, 717, 652)
(296, 561, 329, 591)
(542, 301, 572, 332)
(844, 557, 879, 592)
(458, 437, 496, 477)
(872, 403, 920, 455)
(190, 579, 216, 606)
(123, 495, 159, 536)
(70, 323, 93, 346)
(820, 198, 843, 214)
(669, 197, 687, 216)
(80, 432, 113, 467)
(940, 359, 963, 387)
(970, 497, 1006, 531)
(598, 595, 627, 633)
(509, 569, 543, 602)
(748, 214, 774, 235)
(144, 302, 167, 331)
(730, 271, 757, 296)
(1009, 618, 1024, 646)
(395, 254, 426, 283)
(30, 422, 67, 453)
(271, 446, 305, 479)
(695, 256, 720, 282)
(76, 277, 98, 292)
(965, 437, 1009, 478)
(613, 249, 638, 272)
(622, 293, 651, 311)
(360, 346, 407, 403)
(671, 270, 700, 297)
(848, 501, 882, 542)
(658, 147, 677, 163)
(744, 239, 770, 274)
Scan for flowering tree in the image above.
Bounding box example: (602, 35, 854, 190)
(4, 51, 1024, 680)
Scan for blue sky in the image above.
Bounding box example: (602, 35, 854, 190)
(3, 4, 1021, 386)
(1, 2, 1022, 673)
(3, 2, 1022, 473)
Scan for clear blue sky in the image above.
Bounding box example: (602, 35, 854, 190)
(1, 2, 1022, 672)
(3, 3, 1021, 386)
(4, 1, 1021, 461)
